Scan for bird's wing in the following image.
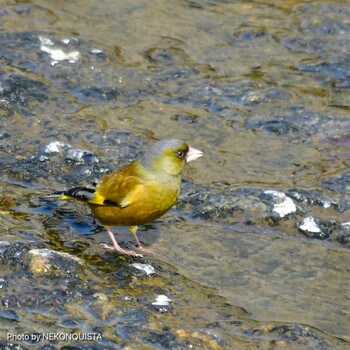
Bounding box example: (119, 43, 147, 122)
(94, 172, 145, 207)
(53, 174, 145, 208)
(49, 162, 147, 208)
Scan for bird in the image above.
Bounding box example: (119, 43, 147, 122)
(49, 139, 203, 257)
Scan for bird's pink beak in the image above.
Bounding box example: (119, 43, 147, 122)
(186, 146, 203, 163)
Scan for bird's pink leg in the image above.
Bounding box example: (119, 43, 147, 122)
(100, 226, 143, 257)
(129, 226, 154, 254)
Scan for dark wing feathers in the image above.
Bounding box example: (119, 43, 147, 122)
(48, 163, 144, 208)
(63, 185, 96, 201)
(49, 181, 101, 202)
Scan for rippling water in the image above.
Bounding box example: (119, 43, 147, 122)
(0, 0, 349, 348)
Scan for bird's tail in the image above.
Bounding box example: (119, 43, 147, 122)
(45, 182, 98, 202)
(44, 190, 67, 199)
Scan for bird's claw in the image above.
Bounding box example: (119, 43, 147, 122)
(99, 243, 114, 251)
(136, 246, 155, 255)
(99, 243, 143, 258)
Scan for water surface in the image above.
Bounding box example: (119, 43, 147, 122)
(0, 0, 349, 348)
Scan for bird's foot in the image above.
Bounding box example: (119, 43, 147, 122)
(136, 245, 156, 255)
(99, 243, 143, 258)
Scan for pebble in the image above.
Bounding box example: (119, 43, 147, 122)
(152, 295, 172, 306)
(299, 217, 321, 234)
(131, 263, 155, 276)
(264, 190, 297, 218)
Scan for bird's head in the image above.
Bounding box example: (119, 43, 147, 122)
(141, 139, 203, 176)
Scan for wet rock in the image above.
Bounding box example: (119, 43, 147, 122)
(27, 248, 83, 276)
(2, 287, 57, 309)
(298, 217, 334, 240)
(92, 293, 114, 321)
(0, 277, 6, 289)
(0, 8, 10, 16)
(39, 141, 72, 157)
(179, 184, 266, 223)
(320, 171, 350, 194)
(64, 148, 99, 166)
(298, 61, 350, 87)
(299, 217, 322, 236)
(78, 86, 120, 102)
(0, 133, 11, 140)
(0, 241, 28, 267)
(0, 309, 20, 321)
(175, 328, 223, 349)
(0, 341, 29, 350)
(245, 119, 300, 136)
(4, 138, 109, 186)
(232, 27, 266, 41)
(131, 263, 155, 276)
(279, 3, 350, 94)
(336, 222, 350, 245)
(263, 190, 297, 219)
(240, 87, 290, 107)
(248, 324, 328, 349)
(38, 141, 71, 161)
(0, 31, 138, 106)
(143, 329, 179, 349)
(115, 308, 148, 341)
(171, 113, 199, 124)
(287, 189, 348, 212)
(60, 344, 115, 350)
(150, 294, 172, 313)
(89, 48, 105, 57)
(111, 261, 155, 283)
(120, 295, 133, 302)
(39, 35, 80, 66)
(38, 345, 56, 350)
(145, 47, 192, 66)
(58, 317, 86, 328)
(0, 73, 47, 115)
(14, 5, 31, 15)
(180, 184, 304, 225)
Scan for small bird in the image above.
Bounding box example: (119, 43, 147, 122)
(50, 139, 203, 257)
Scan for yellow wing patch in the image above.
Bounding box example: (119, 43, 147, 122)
(90, 174, 145, 208)
(59, 195, 72, 200)
(118, 183, 144, 207)
(85, 192, 107, 206)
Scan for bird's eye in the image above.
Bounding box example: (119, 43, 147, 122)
(176, 151, 185, 159)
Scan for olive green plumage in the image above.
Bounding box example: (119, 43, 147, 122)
(53, 139, 203, 256)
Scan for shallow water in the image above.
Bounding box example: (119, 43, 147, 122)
(1, 0, 350, 349)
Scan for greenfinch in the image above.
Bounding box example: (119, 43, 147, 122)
(51, 139, 203, 257)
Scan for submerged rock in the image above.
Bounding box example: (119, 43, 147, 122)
(336, 222, 350, 245)
(248, 323, 328, 349)
(0, 309, 20, 321)
(27, 248, 83, 276)
(179, 184, 267, 224)
(0, 241, 28, 267)
(0, 341, 29, 350)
